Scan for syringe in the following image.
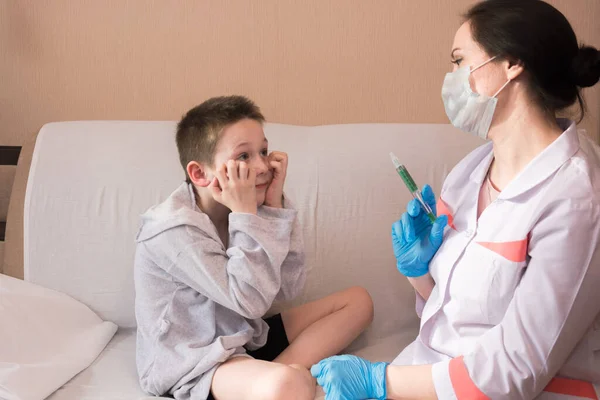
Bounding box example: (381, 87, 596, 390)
(389, 152, 436, 223)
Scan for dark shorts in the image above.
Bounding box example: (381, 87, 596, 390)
(207, 314, 289, 400)
(245, 313, 290, 361)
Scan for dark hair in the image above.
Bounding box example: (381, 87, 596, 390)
(465, 0, 600, 121)
(176, 96, 265, 182)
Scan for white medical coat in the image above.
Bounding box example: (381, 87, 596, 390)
(393, 120, 600, 400)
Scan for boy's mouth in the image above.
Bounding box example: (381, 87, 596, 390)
(256, 182, 269, 190)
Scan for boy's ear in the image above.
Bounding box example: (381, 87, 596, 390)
(187, 161, 212, 187)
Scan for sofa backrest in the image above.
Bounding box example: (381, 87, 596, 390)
(23, 121, 482, 344)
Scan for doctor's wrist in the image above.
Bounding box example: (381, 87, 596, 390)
(396, 261, 429, 278)
(370, 361, 390, 400)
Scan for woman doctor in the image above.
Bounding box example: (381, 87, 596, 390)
(310, 0, 600, 399)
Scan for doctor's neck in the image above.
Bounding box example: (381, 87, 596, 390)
(461, 0, 600, 190)
(486, 89, 564, 190)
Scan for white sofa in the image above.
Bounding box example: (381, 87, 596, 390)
(19, 121, 484, 399)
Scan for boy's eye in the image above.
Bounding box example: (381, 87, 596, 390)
(237, 153, 250, 161)
(260, 148, 268, 157)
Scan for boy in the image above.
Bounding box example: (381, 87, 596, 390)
(134, 96, 374, 400)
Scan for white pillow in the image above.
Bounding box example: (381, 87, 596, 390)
(0, 274, 117, 400)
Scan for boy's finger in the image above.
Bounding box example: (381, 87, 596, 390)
(272, 152, 288, 169)
(227, 160, 239, 181)
(268, 151, 285, 161)
(209, 177, 222, 197)
(248, 165, 256, 183)
(281, 153, 288, 164)
(215, 164, 228, 185)
(238, 161, 249, 181)
(270, 160, 281, 172)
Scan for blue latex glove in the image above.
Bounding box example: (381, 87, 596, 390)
(310, 355, 389, 400)
(392, 184, 448, 277)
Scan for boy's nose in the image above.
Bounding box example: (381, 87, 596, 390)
(253, 157, 269, 175)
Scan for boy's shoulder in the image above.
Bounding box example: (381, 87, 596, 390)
(136, 183, 214, 244)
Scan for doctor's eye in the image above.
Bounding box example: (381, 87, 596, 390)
(451, 58, 463, 66)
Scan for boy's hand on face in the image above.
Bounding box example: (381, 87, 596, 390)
(264, 151, 288, 208)
(210, 160, 258, 214)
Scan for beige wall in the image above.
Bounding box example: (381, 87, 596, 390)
(1, 0, 599, 148)
(1, 1, 599, 278)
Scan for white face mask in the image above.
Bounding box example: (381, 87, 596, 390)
(441, 56, 511, 140)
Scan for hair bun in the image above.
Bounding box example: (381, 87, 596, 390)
(571, 45, 600, 88)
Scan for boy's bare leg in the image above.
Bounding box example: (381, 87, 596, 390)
(275, 286, 374, 367)
(211, 357, 315, 400)
(211, 287, 373, 399)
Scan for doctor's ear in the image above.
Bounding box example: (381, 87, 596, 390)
(504, 58, 525, 81)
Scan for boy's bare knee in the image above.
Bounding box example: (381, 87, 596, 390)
(253, 365, 315, 400)
(344, 286, 374, 324)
